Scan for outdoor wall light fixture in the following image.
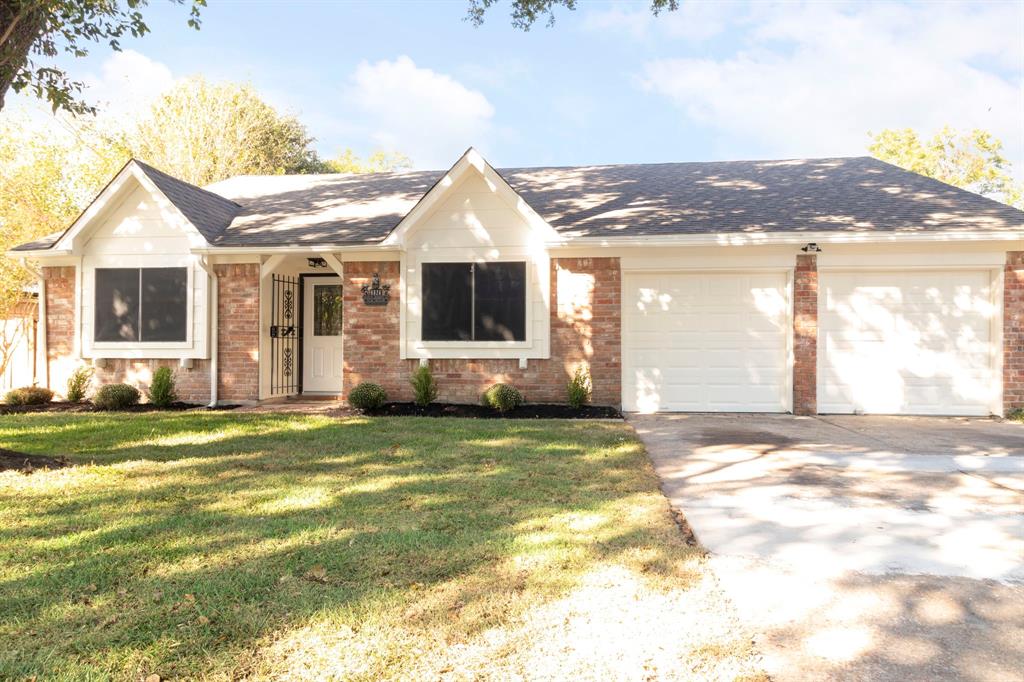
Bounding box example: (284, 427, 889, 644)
(801, 243, 822, 253)
(307, 257, 328, 268)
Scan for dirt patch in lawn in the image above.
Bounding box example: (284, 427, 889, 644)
(0, 448, 71, 473)
(365, 402, 622, 419)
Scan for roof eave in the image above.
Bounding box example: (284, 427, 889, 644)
(547, 229, 1024, 248)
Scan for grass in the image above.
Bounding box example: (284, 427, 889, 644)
(1008, 409, 1023, 423)
(0, 412, 765, 681)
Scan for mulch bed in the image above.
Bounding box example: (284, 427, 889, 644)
(0, 447, 71, 474)
(365, 402, 622, 419)
(0, 402, 238, 415)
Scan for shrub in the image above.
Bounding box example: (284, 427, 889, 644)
(348, 382, 387, 410)
(567, 366, 592, 409)
(147, 366, 178, 407)
(93, 383, 141, 410)
(481, 383, 523, 413)
(66, 366, 94, 403)
(410, 364, 438, 407)
(5, 385, 54, 406)
(1008, 409, 1024, 424)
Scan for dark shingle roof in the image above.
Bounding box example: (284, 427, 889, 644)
(133, 160, 242, 243)
(12, 156, 1023, 252)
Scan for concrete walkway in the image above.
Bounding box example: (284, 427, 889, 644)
(630, 413, 1024, 681)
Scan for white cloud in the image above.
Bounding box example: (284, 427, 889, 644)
(639, 2, 1024, 168)
(343, 56, 495, 168)
(582, 2, 728, 41)
(82, 50, 177, 118)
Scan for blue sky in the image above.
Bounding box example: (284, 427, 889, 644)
(13, 0, 1024, 172)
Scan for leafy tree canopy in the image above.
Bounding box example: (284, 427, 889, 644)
(0, 0, 204, 116)
(323, 149, 411, 174)
(869, 127, 1023, 208)
(466, 0, 678, 29)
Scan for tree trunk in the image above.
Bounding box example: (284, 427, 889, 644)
(0, 0, 47, 112)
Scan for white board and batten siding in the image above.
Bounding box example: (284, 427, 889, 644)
(818, 269, 999, 416)
(402, 172, 551, 360)
(80, 183, 208, 360)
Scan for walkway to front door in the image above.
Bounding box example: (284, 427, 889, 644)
(302, 276, 344, 393)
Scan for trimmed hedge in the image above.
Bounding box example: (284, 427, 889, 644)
(4, 386, 54, 406)
(348, 382, 387, 410)
(94, 383, 141, 410)
(481, 383, 523, 413)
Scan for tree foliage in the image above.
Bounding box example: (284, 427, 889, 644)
(869, 126, 1023, 208)
(323, 148, 411, 174)
(0, 0, 203, 115)
(121, 77, 326, 185)
(466, 0, 678, 29)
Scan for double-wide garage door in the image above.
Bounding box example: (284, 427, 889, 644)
(622, 269, 998, 415)
(623, 272, 790, 412)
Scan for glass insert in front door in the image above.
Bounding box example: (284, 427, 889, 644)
(313, 284, 343, 336)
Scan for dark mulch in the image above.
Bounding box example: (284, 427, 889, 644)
(0, 401, 238, 415)
(364, 402, 622, 419)
(0, 447, 71, 474)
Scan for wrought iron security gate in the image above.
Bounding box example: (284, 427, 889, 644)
(269, 274, 300, 395)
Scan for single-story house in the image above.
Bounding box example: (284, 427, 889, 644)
(9, 148, 1024, 415)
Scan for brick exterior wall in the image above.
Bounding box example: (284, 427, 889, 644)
(1005, 251, 1024, 414)
(793, 254, 818, 415)
(342, 258, 622, 406)
(39, 263, 259, 403)
(215, 263, 260, 401)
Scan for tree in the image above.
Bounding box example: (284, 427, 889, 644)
(466, 0, 677, 29)
(869, 126, 1023, 208)
(119, 77, 326, 185)
(323, 149, 411, 174)
(0, 0, 203, 115)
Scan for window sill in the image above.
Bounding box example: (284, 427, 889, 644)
(416, 340, 533, 350)
(92, 341, 193, 350)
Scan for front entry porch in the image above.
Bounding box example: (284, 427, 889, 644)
(260, 255, 347, 400)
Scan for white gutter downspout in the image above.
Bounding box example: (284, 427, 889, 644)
(20, 259, 47, 388)
(196, 257, 218, 407)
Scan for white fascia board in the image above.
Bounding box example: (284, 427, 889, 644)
(4, 248, 74, 259)
(547, 229, 1024, 249)
(191, 243, 401, 255)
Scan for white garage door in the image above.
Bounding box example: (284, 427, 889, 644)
(819, 270, 997, 415)
(623, 272, 790, 412)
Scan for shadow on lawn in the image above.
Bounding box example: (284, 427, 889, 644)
(0, 413, 701, 679)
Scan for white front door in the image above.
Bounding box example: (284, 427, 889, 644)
(622, 271, 790, 413)
(302, 276, 344, 393)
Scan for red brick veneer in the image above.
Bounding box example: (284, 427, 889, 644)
(1005, 251, 1024, 413)
(342, 258, 622, 406)
(40, 263, 259, 403)
(793, 254, 818, 415)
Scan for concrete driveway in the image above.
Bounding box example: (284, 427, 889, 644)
(630, 414, 1024, 682)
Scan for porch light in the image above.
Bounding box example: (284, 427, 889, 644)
(307, 257, 328, 268)
(801, 243, 821, 253)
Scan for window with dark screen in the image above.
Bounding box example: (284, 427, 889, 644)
(94, 267, 188, 342)
(421, 262, 526, 342)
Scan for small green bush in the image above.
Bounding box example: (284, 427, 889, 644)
(66, 366, 94, 403)
(4, 385, 54, 406)
(348, 382, 387, 410)
(1008, 409, 1024, 424)
(147, 366, 178, 407)
(93, 383, 141, 410)
(567, 366, 592, 409)
(410, 364, 438, 407)
(481, 383, 523, 412)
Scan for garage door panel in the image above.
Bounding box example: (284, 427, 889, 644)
(819, 270, 996, 416)
(623, 272, 789, 413)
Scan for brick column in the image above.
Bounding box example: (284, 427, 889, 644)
(793, 254, 818, 415)
(1005, 251, 1024, 414)
(215, 263, 260, 401)
(43, 266, 76, 391)
(342, 261, 406, 400)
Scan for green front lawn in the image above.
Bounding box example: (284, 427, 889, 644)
(0, 412, 764, 681)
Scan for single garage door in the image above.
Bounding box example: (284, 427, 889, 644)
(819, 270, 997, 415)
(623, 272, 790, 412)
